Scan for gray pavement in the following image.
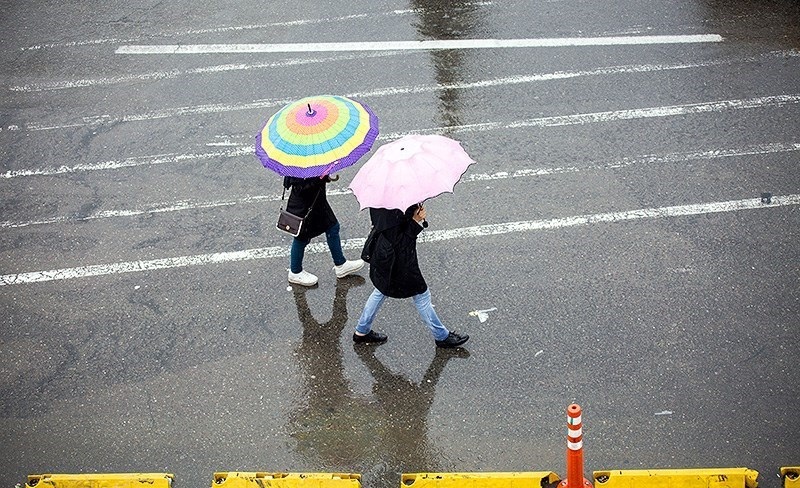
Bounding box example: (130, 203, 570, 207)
(1, 1, 799, 488)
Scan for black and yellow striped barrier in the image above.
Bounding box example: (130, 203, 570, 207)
(592, 468, 759, 488)
(25, 474, 174, 488)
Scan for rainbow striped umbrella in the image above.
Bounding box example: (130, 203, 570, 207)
(255, 95, 379, 178)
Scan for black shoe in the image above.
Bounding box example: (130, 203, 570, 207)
(353, 330, 388, 344)
(435, 331, 469, 348)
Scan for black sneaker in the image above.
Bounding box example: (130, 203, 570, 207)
(435, 331, 469, 348)
(353, 330, 388, 344)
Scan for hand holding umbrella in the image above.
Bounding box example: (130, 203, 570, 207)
(413, 204, 429, 228)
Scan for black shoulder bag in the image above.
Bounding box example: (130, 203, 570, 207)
(276, 186, 320, 237)
(360, 226, 380, 263)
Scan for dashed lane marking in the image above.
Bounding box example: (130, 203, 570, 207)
(1, 194, 797, 286)
(19, 3, 494, 51)
(4, 95, 799, 177)
(2, 142, 798, 229)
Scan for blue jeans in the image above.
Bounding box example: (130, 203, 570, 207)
(356, 288, 450, 341)
(290, 222, 346, 273)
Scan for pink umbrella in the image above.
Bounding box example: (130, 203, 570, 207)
(349, 134, 476, 211)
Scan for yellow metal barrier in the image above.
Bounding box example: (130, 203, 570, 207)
(26, 474, 174, 488)
(212, 472, 361, 488)
(781, 467, 800, 488)
(592, 469, 758, 488)
(400, 472, 561, 488)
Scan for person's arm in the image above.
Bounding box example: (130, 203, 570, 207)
(402, 207, 425, 239)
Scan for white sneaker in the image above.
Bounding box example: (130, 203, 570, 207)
(333, 259, 365, 278)
(288, 270, 318, 286)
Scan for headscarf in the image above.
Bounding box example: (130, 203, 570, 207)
(369, 204, 420, 233)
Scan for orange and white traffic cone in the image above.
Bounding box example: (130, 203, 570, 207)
(559, 404, 593, 488)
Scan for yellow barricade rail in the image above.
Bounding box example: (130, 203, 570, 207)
(782, 467, 799, 488)
(592, 468, 759, 488)
(27, 467, 800, 488)
(26, 474, 174, 488)
(212, 472, 361, 488)
(400, 472, 561, 488)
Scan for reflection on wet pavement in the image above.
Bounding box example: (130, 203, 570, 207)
(411, 1, 487, 131)
(289, 276, 470, 488)
(701, 0, 800, 49)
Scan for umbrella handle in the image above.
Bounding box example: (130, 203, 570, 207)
(320, 160, 338, 177)
(415, 202, 429, 228)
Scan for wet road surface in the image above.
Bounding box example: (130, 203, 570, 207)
(1, 2, 798, 488)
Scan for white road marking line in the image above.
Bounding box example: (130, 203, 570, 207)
(461, 142, 800, 181)
(413, 94, 800, 137)
(8, 52, 796, 129)
(4, 94, 798, 179)
(1, 146, 252, 178)
(19, 3, 493, 51)
(115, 35, 723, 55)
(9, 51, 402, 92)
(418, 195, 800, 243)
(3, 142, 798, 229)
(1, 194, 797, 286)
(10, 49, 799, 94)
(0, 195, 279, 229)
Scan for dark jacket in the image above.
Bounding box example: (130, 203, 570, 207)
(369, 206, 427, 299)
(284, 176, 338, 241)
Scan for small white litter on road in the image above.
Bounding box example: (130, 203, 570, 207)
(469, 307, 497, 322)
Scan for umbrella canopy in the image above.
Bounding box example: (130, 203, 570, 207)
(349, 134, 475, 211)
(255, 95, 379, 178)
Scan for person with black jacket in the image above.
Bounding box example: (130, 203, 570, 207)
(284, 175, 364, 286)
(353, 203, 469, 348)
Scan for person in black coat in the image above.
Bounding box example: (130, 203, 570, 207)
(353, 203, 469, 348)
(284, 175, 364, 286)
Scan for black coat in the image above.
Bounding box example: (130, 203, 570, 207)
(284, 176, 338, 241)
(368, 207, 427, 299)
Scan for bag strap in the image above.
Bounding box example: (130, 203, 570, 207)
(304, 189, 321, 218)
(282, 183, 321, 218)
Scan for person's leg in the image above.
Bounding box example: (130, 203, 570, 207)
(325, 222, 346, 266)
(329, 222, 365, 278)
(412, 289, 450, 341)
(288, 237, 317, 286)
(355, 288, 387, 335)
(290, 238, 310, 273)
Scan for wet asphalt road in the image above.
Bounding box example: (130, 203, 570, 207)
(1, 1, 799, 488)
